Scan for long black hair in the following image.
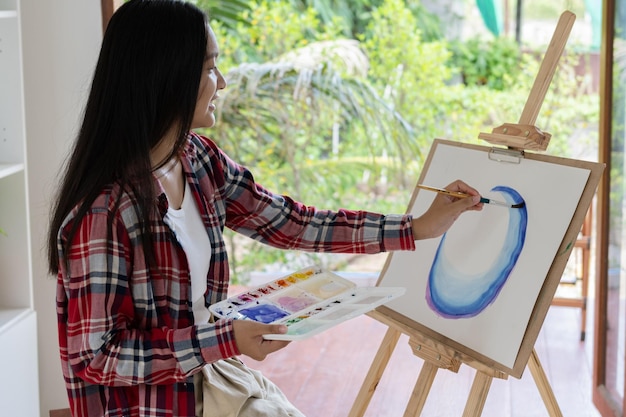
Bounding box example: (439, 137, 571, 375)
(48, 0, 208, 274)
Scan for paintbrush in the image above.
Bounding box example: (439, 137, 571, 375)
(416, 184, 525, 209)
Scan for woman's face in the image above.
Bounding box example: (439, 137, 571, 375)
(191, 25, 226, 129)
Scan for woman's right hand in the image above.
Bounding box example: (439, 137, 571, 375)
(232, 320, 291, 361)
(412, 179, 483, 240)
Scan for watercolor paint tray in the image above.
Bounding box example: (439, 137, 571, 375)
(210, 267, 406, 341)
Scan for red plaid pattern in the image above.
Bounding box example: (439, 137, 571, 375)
(56, 133, 416, 416)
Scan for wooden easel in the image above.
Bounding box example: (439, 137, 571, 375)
(551, 204, 592, 341)
(348, 311, 562, 417)
(349, 11, 577, 417)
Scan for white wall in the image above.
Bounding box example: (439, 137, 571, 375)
(20, 1, 102, 415)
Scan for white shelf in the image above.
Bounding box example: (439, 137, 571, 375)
(0, 162, 24, 179)
(0, 309, 39, 417)
(0, 307, 29, 334)
(0, 2, 40, 414)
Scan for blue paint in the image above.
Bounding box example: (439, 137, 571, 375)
(239, 304, 289, 323)
(426, 186, 527, 318)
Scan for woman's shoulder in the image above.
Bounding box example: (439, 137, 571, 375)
(60, 183, 141, 231)
(184, 132, 234, 175)
(93, 183, 139, 212)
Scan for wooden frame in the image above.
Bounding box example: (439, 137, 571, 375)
(100, 0, 120, 33)
(594, 0, 625, 414)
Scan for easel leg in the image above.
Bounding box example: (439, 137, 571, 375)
(403, 360, 438, 417)
(348, 327, 401, 417)
(462, 371, 493, 417)
(528, 349, 563, 417)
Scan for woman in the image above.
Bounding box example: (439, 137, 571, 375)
(47, 1, 482, 416)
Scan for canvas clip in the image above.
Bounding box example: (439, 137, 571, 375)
(488, 147, 524, 164)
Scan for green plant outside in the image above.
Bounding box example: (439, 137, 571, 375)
(447, 36, 522, 91)
(191, 0, 598, 282)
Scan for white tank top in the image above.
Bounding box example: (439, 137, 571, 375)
(163, 181, 212, 325)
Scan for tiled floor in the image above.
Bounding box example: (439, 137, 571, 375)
(234, 275, 600, 417)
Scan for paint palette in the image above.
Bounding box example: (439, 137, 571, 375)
(209, 267, 406, 341)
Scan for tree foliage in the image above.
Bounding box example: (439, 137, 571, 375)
(193, 0, 599, 280)
(193, 0, 251, 29)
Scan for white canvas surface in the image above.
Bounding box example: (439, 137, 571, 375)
(379, 142, 591, 368)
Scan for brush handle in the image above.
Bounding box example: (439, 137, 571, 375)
(481, 198, 506, 206)
(416, 184, 470, 198)
(417, 184, 518, 208)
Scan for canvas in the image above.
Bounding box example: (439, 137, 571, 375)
(378, 140, 592, 368)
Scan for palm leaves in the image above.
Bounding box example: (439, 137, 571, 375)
(208, 39, 419, 204)
(215, 39, 415, 152)
(188, 6, 425, 278)
(194, 0, 251, 28)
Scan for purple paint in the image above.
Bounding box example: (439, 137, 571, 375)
(236, 293, 255, 304)
(276, 294, 318, 313)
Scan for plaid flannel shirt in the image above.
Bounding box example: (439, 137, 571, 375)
(56, 132, 416, 417)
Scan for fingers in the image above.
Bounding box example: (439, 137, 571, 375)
(412, 180, 483, 240)
(445, 180, 483, 211)
(232, 320, 291, 361)
(265, 323, 289, 335)
(455, 192, 483, 211)
(446, 179, 480, 198)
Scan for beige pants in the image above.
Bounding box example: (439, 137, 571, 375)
(194, 358, 306, 417)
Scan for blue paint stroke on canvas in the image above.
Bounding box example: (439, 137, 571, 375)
(426, 186, 527, 318)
